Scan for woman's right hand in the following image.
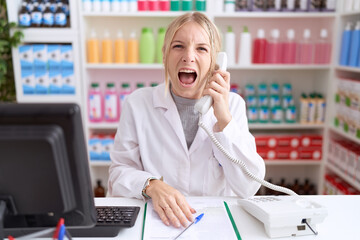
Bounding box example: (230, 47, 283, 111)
(145, 179, 196, 228)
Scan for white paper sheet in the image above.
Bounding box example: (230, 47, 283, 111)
(142, 198, 238, 240)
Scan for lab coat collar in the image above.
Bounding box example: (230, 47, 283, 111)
(152, 83, 214, 155)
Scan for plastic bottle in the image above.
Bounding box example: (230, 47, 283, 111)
(282, 29, 297, 64)
(87, 29, 100, 63)
(101, 29, 113, 63)
(156, 27, 166, 63)
(195, 0, 206, 11)
(43, 3, 55, 28)
(88, 83, 103, 122)
(299, 93, 308, 123)
(94, 180, 106, 197)
(238, 26, 252, 66)
(214, 0, 224, 13)
(225, 26, 236, 66)
(315, 93, 326, 123)
(119, 83, 132, 110)
(129, 0, 138, 12)
(19, 2, 31, 27)
(115, 30, 126, 64)
(55, 2, 67, 28)
(170, 0, 180, 11)
(314, 29, 332, 64)
(182, 0, 193, 11)
(298, 29, 313, 64)
(349, 22, 360, 67)
(31, 2, 42, 27)
(296, 0, 308, 11)
(120, 0, 129, 12)
(266, 29, 282, 64)
(104, 83, 119, 122)
(93, 0, 101, 11)
(102, 0, 111, 11)
(149, 0, 159, 10)
(225, 0, 236, 12)
(252, 28, 267, 64)
(112, 0, 121, 12)
(340, 22, 352, 66)
(128, 31, 139, 63)
(138, 0, 149, 11)
(140, 27, 155, 64)
(354, 0, 360, 11)
(159, 0, 170, 11)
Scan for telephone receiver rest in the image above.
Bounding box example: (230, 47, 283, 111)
(195, 52, 228, 115)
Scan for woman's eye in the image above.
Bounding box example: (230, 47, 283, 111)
(198, 47, 208, 52)
(172, 45, 183, 49)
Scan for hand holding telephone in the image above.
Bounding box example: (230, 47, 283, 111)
(194, 52, 228, 115)
(195, 53, 327, 239)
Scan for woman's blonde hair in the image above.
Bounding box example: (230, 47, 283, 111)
(162, 12, 222, 93)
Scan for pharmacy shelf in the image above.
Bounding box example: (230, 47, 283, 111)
(265, 160, 322, 166)
(90, 161, 111, 167)
(85, 63, 330, 70)
(335, 65, 360, 73)
(88, 122, 118, 130)
(327, 162, 360, 191)
(11, 28, 78, 43)
(229, 64, 331, 70)
(213, 12, 336, 18)
(329, 126, 360, 144)
(85, 63, 163, 69)
(339, 10, 360, 17)
(249, 123, 325, 130)
(81, 11, 186, 17)
(16, 95, 82, 104)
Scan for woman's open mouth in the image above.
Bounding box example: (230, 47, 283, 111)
(178, 69, 197, 87)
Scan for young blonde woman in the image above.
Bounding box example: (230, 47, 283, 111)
(108, 12, 265, 228)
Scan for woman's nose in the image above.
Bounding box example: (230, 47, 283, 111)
(182, 49, 195, 63)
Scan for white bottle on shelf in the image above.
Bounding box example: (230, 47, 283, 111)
(214, 0, 224, 13)
(225, 26, 236, 66)
(93, 0, 101, 12)
(83, 0, 93, 12)
(112, 0, 121, 12)
(238, 26, 252, 66)
(129, 0, 138, 12)
(102, 0, 111, 11)
(225, 0, 235, 12)
(120, 0, 129, 12)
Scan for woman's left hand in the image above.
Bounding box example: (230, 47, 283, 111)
(202, 69, 232, 131)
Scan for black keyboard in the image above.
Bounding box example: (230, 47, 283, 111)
(69, 206, 140, 237)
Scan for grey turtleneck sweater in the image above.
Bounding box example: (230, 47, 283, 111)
(171, 90, 200, 149)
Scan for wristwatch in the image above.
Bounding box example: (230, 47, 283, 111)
(142, 176, 163, 199)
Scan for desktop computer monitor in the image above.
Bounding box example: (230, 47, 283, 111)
(0, 103, 96, 238)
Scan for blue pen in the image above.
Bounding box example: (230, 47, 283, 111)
(173, 213, 204, 240)
(58, 224, 66, 240)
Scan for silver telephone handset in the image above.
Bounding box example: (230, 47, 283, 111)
(194, 52, 228, 115)
(195, 52, 327, 238)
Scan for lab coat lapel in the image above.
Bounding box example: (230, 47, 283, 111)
(189, 109, 214, 155)
(153, 84, 189, 156)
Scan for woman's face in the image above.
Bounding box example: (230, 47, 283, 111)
(167, 21, 211, 99)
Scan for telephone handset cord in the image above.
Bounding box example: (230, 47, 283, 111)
(198, 117, 298, 196)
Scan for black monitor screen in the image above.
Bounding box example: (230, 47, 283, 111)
(0, 103, 96, 238)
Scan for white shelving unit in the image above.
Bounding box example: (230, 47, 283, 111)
(324, 2, 360, 193)
(7, 0, 83, 106)
(9, 0, 359, 195)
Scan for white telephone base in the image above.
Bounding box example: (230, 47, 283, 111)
(238, 196, 328, 238)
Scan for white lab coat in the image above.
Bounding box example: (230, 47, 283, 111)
(108, 83, 265, 199)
